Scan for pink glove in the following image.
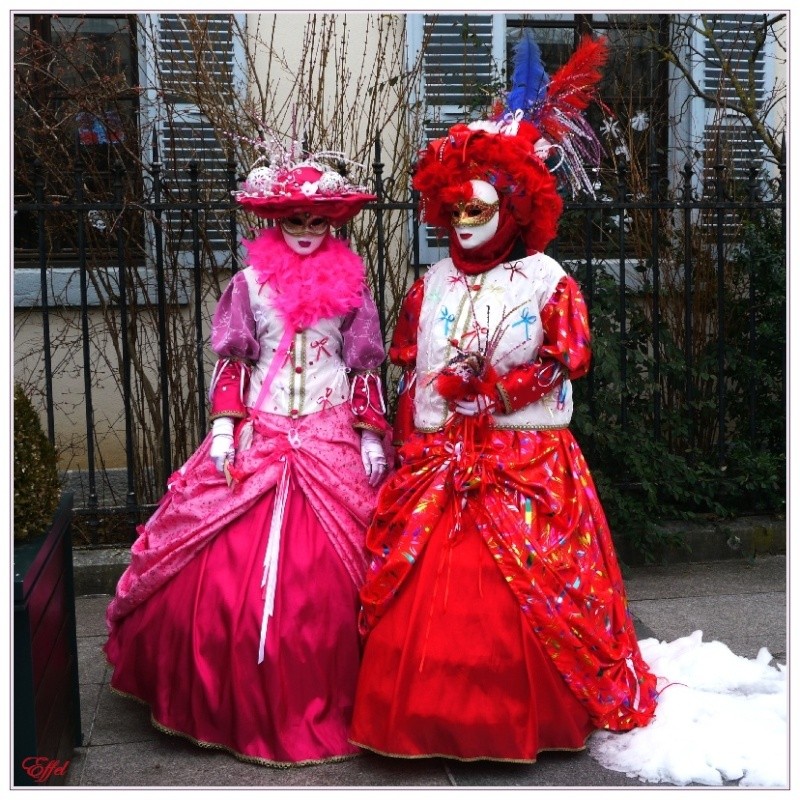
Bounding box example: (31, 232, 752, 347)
(360, 430, 387, 487)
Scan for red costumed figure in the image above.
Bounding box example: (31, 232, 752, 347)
(104, 136, 390, 766)
(350, 33, 658, 762)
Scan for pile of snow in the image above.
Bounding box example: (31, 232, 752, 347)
(589, 631, 787, 787)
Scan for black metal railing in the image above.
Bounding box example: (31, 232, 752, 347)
(14, 139, 786, 541)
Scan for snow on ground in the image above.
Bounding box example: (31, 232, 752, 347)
(589, 630, 787, 787)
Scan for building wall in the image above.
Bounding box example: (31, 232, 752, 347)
(244, 13, 409, 176)
(14, 292, 220, 475)
(13, 13, 413, 476)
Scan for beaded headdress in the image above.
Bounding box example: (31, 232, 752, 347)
(233, 133, 376, 227)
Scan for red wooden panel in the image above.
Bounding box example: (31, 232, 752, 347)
(30, 571, 67, 689)
(33, 617, 71, 730)
(25, 535, 66, 637)
(35, 678, 74, 772)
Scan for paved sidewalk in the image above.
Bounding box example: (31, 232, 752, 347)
(64, 555, 786, 789)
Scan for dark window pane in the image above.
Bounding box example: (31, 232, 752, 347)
(50, 16, 135, 90)
(14, 13, 142, 262)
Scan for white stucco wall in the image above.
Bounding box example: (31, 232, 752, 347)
(243, 13, 410, 174)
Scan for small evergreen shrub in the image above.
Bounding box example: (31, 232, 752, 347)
(14, 383, 61, 542)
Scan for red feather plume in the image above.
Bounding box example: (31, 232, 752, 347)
(534, 34, 611, 156)
(546, 34, 609, 112)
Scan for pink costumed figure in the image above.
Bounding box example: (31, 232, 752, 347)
(104, 138, 390, 766)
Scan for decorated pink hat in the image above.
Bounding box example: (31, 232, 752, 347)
(233, 135, 376, 227)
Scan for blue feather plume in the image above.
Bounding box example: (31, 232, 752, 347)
(505, 29, 549, 115)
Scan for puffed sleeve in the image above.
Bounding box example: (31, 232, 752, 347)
(341, 285, 390, 434)
(537, 274, 592, 378)
(388, 276, 425, 368)
(208, 271, 260, 421)
(494, 275, 591, 414)
(388, 277, 425, 445)
(210, 270, 260, 360)
(341, 285, 386, 371)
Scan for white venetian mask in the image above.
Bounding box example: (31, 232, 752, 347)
(279, 213, 330, 256)
(451, 180, 500, 250)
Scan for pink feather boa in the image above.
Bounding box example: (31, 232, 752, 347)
(242, 227, 366, 331)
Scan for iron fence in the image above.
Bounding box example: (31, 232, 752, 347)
(14, 139, 786, 542)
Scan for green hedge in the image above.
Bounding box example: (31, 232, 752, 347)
(571, 212, 785, 562)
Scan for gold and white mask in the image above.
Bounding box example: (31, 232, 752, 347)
(451, 180, 500, 250)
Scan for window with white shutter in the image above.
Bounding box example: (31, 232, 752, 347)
(700, 14, 769, 184)
(407, 13, 505, 264)
(140, 14, 245, 254)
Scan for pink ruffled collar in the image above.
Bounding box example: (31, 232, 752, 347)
(242, 227, 365, 331)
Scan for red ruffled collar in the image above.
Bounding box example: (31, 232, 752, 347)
(448, 204, 521, 274)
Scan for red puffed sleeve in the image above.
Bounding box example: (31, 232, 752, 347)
(388, 277, 425, 368)
(494, 275, 591, 414)
(209, 359, 251, 421)
(389, 277, 425, 445)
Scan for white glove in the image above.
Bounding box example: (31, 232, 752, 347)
(360, 430, 387, 487)
(209, 417, 236, 473)
(454, 395, 496, 417)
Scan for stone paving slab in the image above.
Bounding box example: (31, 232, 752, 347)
(68, 739, 453, 788)
(623, 557, 787, 661)
(60, 555, 787, 789)
(629, 593, 786, 662)
(446, 750, 645, 787)
(623, 556, 787, 601)
(75, 594, 111, 637)
(77, 635, 109, 685)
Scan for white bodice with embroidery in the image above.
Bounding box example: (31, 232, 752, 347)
(242, 268, 351, 417)
(415, 253, 573, 431)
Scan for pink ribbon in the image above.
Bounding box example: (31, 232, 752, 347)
(310, 337, 331, 362)
(317, 387, 334, 412)
(253, 326, 295, 412)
